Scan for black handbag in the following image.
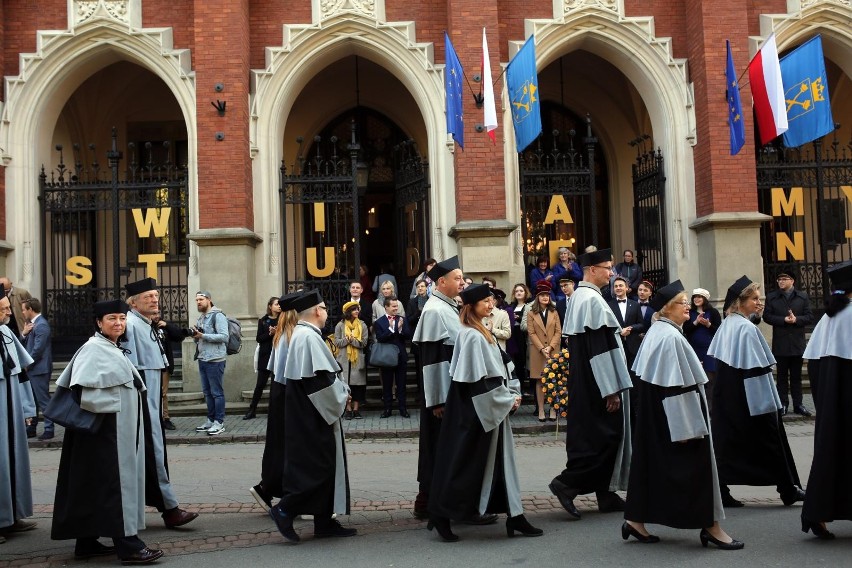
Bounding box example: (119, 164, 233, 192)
(368, 342, 399, 368)
(44, 385, 104, 434)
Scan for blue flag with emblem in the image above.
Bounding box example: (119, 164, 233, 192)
(444, 32, 464, 149)
(726, 40, 745, 155)
(780, 35, 834, 148)
(506, 36, 541, 153)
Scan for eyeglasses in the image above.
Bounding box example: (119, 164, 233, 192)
(678, 300, 690, 306)
(317, 305, 328, 311)
(591, 264, 613, 271)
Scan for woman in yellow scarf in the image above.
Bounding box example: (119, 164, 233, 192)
(334, 301, 369, 419)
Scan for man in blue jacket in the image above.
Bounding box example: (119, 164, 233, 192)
(21, 299, 52, 440)
(192, 290, 230, 435)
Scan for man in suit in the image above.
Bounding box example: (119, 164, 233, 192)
(373, 296, 411, 418)
(20, 299, 53, 441)
(607, 276, 646, 368)
(763, 272, 814, 416)
(348, 281, 372, 327)
(555, 278, 575, 324)
(635, 280, 656, 340)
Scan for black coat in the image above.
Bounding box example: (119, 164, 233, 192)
(606, 298, 646, 362)
(762, 289, 814, 356)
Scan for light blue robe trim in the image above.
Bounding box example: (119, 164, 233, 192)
(0, 327, 33, 526)
(423, 364, 452, 409)
(479, 419, 523, 517)
(414, 291, 460, 408)
(632, 319, 708, 387)
(307, 379, 350, 426)
(707, 313, 775, 369)
(283, 322, 340, 381)
(609, 391, 631, 492)
(662, 391, 710, 442)
(589, 351, 633, 397)
(562, 283, 622, 335)
(802, 305, 852, 361)
(743, 372, 783, 416)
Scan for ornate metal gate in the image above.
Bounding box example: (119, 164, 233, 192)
(631, 141, 668, 287)
(519, 113, 601, 266)
(279, 123, 362, 328)
(39, 129, 190, 357)
(394, 140, 430, 297)
(757, 135, 852, 314)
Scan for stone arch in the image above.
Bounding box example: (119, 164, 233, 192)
(517, 4, 698, 279)
(1, 18, 196, 288)
(250, 14, 450, 276)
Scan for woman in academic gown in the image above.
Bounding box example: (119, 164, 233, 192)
(52, 300, 163, 564)
(624, 281, 742, 549)
(707, 276, 804, 508)
(800, 259, 852, 540)
(427, 284, 542, 541)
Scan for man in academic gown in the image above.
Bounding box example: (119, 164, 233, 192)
(801, 260, 852, 539)
(548, 248, 633, 518)
(411, 256, 490, 522)
(0, 287, 37, 540)
(268, 290, 356, 543)
(123, 278, 198, 529)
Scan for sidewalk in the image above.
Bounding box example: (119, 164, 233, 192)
(27, 393, 816, 448)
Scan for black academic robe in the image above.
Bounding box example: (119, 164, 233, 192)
(802, 304, 852, 524)
(279, 322, 350, 516)
(554, 282, 632, 495)
(708, 314, 800, 488)
(260, 338, 290, 498)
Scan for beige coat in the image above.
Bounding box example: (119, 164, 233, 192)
(526, 307, 562, 379)
(333, 320, 368, 386)
(483, 307, 512, 351)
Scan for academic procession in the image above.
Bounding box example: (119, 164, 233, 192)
(1, 0, 852, 565)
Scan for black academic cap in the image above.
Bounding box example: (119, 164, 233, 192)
(125, 277, 158, 297)
(290, 289, 323, 313)
(723, 275, 753, 313)
(278, 290, 305, 312)
(578, 248, 612, 267)
(94, 299, 130, 318)
(827, 259, 852, 292)
(459, 283, 493, 305)
(426, 256, 460, 281)
(649, 280, 685, 312)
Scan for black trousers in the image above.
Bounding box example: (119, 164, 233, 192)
(76, 535, 145, 558)
(380, 364, 407, 412)
(248, 368, 273, 410)
(775, 355, 804, 407)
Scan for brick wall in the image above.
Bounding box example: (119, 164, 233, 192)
(248, 0, 311, 70)
(625, 0, 688, 59)
(143, 0, 195, 55)
(193, 0, 253, 229)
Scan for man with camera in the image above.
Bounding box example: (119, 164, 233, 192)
(192, 291, 229, 436)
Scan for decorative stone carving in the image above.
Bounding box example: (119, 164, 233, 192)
(74, 0, 130, 26)
(800, 0, 851, 9)
(563, 0, 620, 15)
(316, 0, 382, 21)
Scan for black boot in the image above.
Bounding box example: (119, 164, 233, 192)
(427, 517, 458, 542)
(506, 515, 543, 537)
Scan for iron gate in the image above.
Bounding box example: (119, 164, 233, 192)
(279, 123, 361, 329)
(519, 115, 599, 267)
(39, 128, 190, 357)
(757, 135, 852, 314)
(631, 142, 668, 288)
(394, 140, 430, 298)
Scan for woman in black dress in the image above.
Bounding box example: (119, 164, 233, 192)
(244, 296, 281, 420)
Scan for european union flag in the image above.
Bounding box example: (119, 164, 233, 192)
(506, 36, 541, 153)
(726, 40, 745, 155)
(780, 35, 834, 148)
(444, 32, 464, 149)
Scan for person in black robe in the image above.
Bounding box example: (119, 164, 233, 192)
(548, 249, 632, 519)
(268, 290, 355, 543)
(707, 275, 804, 508)
(52, 300, 163, 564)
(427, 285, 541, 541)
(249, 291, 303, 511)
(800, 259, 852, 540)
(625, 281, 742, 550)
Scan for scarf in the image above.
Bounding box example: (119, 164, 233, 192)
(345, 318, 362, 364)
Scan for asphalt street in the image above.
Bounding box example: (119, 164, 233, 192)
(3, 420, 849, 567)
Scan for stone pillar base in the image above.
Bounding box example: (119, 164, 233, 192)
(689, 212, 772, 304)
(183, 228, 262, 402)
(448, 220, 521, 289)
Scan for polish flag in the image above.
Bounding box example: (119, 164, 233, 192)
(748, 33, 788, 145)
(482, 27, 497, 143)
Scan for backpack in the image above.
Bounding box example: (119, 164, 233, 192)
(212, 310, 243, 355)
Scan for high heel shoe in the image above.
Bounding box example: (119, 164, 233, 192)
(621, 522, 660, 543)
(700, 528, 744, 550)
(801, 519, 835, 540)
(506, 515, 543, 537)
(427, 517, 459, 542)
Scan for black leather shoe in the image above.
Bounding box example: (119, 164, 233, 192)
(793, 405, 812, 417)
(314, 519, 357, 538)
(269, 504, 299, 542)
(75, 540, 117, 559)
(353, 410, 363, 419)
(120, 548, 164, 564)
(400, 410, 411, 418)
(548, 479, 581, 519)
(343, 410, 353, 420)
(427, 517, 459, 542)
(781, 486, 806, 506)
(700, 528, 744, 550)
(250, 484, 272, 511)
(380, 410, 392, 418)
(721, 492, 744, 508)
(26, 426, 36, 439)
(38, 431, 54, 441)
(162, 419, 176, 431)
(802, 519, 835, 540)
(597, 492, 626, 513)
(506, 515, 543, 537)
(621, 521, 660, 543)
(243, 410, 257, 420)
(460, 513, 498, 525)
(162, 507, 199, 528)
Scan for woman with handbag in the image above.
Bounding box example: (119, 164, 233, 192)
(335, 301, 368, 419)
(624, 281, 742, 549)
(51, 300, 163, 564)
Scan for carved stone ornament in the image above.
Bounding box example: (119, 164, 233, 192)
(800, 0, 851, 9)
(319, 0, 377, 19)
(563, 0, 620, 15)
(74, 0, 130, 26)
